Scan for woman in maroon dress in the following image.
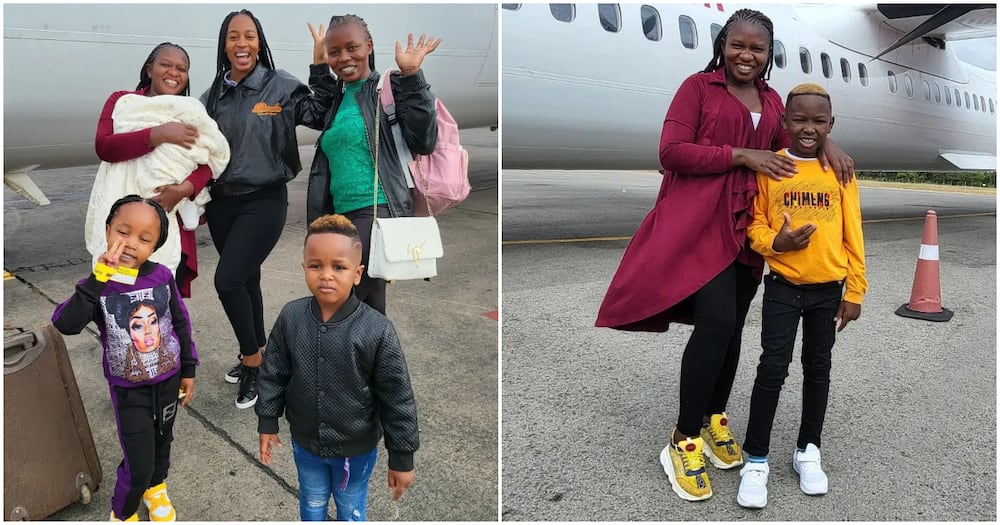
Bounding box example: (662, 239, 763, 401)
(595, 9, 852, 502)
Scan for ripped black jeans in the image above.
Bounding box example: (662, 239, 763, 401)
(743, 273, 843, 458)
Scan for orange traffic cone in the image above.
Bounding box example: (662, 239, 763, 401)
(895, 210, 953, 322)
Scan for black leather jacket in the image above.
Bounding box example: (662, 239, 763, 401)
(202, 64, 336, 197)
(256, 294, 419, 471)
(306, 69, 438, 222)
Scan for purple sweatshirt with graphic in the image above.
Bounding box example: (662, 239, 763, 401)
(52, 261, 198, 388)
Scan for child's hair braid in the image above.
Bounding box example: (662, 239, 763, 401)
(105, 195, 169, 251)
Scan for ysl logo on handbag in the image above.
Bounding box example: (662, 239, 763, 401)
(407, 240, 426, 266)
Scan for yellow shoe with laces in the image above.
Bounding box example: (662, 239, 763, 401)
(659, 434, 712, 501)
(142, 482, 176, 522)
(110, 511, 139, 521)
(700, 413, 744, 469)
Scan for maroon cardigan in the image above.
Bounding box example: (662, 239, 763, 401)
(95, 88, 213, 298)
(595, 68, 790, 332)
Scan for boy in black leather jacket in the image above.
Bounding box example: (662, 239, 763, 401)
(256, 214, 418, 521)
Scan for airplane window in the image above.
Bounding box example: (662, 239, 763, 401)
(774, 40, 786, 69)
(887, 71, 896, 93)
(980, 95, 986, 112)
(821, 53, 832, 78)
(840, 58, 850, 83)
(933, 82, 941, 103)
(679, 15, 697, 49)
(799, 48, 812, 75)
(550, 4, 575, 22)
(710, 23, 722, 44)
(964, 91, 971, 109)
(502, 4, 521, 10)
(903, 75, 913, 97)
(598, 4, 621, 33)
(945, 87, 952, 105)
(955, 89, 961, 107)
(858, 63, 869, 87)
(990, 98, 994, 114)
(641, 5, 661, 41)
(922, 80, 930, 101)
(973, 93, 980, 111)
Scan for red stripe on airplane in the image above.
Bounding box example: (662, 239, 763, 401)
(485, 310, 498, 321)
(704, 3, 724, 11)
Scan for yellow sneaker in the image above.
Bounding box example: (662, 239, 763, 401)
(659, 435, 712, 501)
(142, 482, 177, 522)
(700, 413, 744, 469)
(110, 511, 139, 521)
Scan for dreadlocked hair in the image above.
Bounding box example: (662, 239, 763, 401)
(105, 195, 169, 251)
(786, 82, 832, 108)
(137, 42, 191, 96)
(205, 9, 276, 117)
(703, 8, 775, 81)
(306, 214, 363, 250)
(329, 14, 376, 72)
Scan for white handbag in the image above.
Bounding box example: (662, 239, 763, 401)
(367, 72, 444, 281)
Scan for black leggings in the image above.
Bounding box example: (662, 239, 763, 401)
(206, 185, 287, 357)
(110, 373, 180, 519)
(343, 205, 390, 315)
(676, 261, 759, 437)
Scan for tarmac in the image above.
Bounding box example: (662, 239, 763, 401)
(3, 128, 498, 521)
(501, 169, 996, 521)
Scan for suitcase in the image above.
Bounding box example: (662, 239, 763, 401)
(4, 325, 102, 521)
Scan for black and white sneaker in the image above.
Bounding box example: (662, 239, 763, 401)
(235, 365, 259, 409)
(224, 361, 242, 384)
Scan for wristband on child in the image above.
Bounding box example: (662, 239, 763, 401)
(93, 262, 117, 283)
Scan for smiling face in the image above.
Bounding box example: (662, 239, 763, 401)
(129, 304, 161, 353)
(783, 94, 834, 158)
(722, 21, 771, 86)
(225, 14, 260, 82)
(325, 22, 373, 83)
(146, 46, 189, 96)
(303, 232, 364, 314)
(105, 202, 161, 269)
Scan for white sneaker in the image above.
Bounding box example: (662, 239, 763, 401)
(793, 443, 828, 495)
(737, 461, 769, 509)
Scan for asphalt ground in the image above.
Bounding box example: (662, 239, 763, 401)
(3, 127, 498, 521)
(501, 170, 996, 521)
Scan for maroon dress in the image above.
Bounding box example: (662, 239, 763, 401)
(95, 88, 213, 298)
(596, 67, 790, 332)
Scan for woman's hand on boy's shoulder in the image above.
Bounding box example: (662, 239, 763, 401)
(259, 433, 283, 466)
(835, 300, 861, 332)
(388, 469, 415, 500)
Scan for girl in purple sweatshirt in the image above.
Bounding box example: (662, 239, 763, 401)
(53, 195, 197, 521)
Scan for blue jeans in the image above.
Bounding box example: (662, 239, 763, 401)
(292, 442, 378, 521)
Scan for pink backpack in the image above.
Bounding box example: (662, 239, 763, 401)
(377, 69, 470, 216)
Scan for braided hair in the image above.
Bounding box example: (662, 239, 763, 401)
(137, 42, 191, 96)
(328, 14, 376, 72)
(703, 9, 775, 81)
(105, 195, 169, 251)
(205, 10, 276, 117)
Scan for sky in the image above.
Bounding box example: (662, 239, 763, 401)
(950, 37, 997, 71)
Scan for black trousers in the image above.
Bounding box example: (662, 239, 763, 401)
(110, 373, 181, 519)
(206, 185, 287, 357)
(342, 205, 390, 315)
(677, 261, 759, 437)
(743, 274, 842, 457)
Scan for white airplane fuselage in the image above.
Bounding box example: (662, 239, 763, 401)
(502, 3, 997, 171)
(4, 4, 498, 175)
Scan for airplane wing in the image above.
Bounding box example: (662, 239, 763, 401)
(873, 4, 996, 58)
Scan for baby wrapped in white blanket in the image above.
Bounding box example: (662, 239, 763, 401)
(85, 94, 230, 273)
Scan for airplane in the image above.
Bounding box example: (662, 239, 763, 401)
(501, 3, 997, 172)
(3, 3, 499, 205)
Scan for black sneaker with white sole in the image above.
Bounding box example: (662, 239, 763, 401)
(224, 361, 242, 384)
(236, 365, 259, 409)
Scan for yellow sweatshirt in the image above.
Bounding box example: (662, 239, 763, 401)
(748, 149, 868, 304)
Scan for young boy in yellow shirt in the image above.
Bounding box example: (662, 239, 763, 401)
(737, 83, 867, 509)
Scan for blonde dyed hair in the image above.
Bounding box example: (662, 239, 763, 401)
(306, 214, 363, 251)
(786, 82, 832, 109)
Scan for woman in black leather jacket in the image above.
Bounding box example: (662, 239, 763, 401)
(201, 9, 337, 409)
(305, 13, 440, 316)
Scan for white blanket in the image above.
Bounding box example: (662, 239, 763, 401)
(85, 94, 230, 273)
